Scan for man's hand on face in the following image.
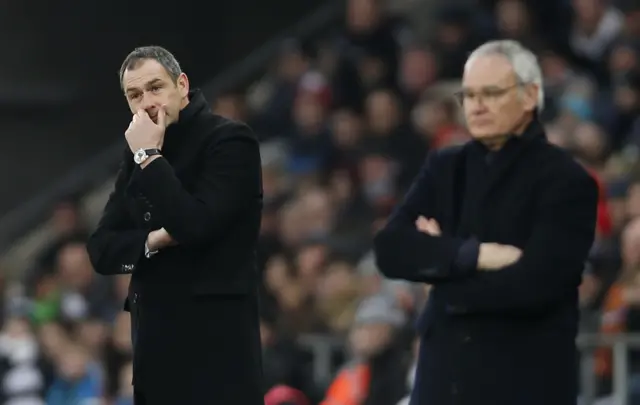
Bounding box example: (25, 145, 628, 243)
(125, 107, 167, 152)
(477, 243, 522, 271)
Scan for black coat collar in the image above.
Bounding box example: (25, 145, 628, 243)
(163, 89, 209, 154)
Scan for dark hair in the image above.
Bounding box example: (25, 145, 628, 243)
(119, 45, 182, 88)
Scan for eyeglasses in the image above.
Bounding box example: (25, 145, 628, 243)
(453, 83, 523, 105)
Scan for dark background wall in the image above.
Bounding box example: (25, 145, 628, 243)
(0, 0, 324, 217)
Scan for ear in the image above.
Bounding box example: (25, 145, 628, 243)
(522, 83, 539, 112)
(177, 72, 190, 98)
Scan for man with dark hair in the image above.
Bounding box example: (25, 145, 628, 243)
(86, 46, 264, 405)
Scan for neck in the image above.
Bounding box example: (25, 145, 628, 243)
(480, 111, 534, 150)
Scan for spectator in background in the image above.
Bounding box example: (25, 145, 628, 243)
(45, 343, 101, 405)
(0, 317, 53, 405)
(260, 306, 319, 402)
(320, 295, 410, 405)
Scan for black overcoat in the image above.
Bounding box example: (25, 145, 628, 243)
(86, 90, 264, 405)
(374, 120, 598, 405)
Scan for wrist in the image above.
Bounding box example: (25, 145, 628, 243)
(140, 154, 161, 169)
(477, 243, 488, 269)
(146, 231, 159, 251)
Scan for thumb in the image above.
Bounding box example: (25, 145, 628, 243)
(156, 105, 167, 128)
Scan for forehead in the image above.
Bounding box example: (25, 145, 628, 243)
(463, 54, 516, 88)
(122, 59, 172, 90)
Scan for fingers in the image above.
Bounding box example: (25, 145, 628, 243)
(415, 216, 441, 235)
(156, 105, 167, 128)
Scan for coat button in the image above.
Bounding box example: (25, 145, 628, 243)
(133, 293, 139, 304)
(463, 336, 471, 343)
(143, 212, 151, 221)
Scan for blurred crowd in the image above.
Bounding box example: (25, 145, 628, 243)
(1, 0, 640, 403)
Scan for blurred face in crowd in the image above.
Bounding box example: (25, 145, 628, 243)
(328, 170, 355, 204)
(278, 49, 308, 82)
(624, 9, 640, 36)
(347, 0, 380, 33)
(299, 188, 335, 236)
(331, 109, 363, 148)
(52, 201, 80, 235)
(614, 85, 639, 112)
(358, 56, 387, 89)
(412, 99, 451, 136)
(400, 48, 437, 95)
(4, 317, 31, 339)
(609, 45, 638, 75)
(360, 155, 394, 194)
(77, 320, 108, 355)
(122, 58, 189, 127)
(461, 54, 538, 141)
(264, 255, 293, 294)
(38, 322, 69, 360)
(545, 124, 570, 148)
(58, 345, 89, 381)
(57, 242, 93, 290)
(279, 202, 306, 247)
(317, 261, 357, 300)
(573, 122, 607, 166)
(540, 52, 570, 86)
(349, 323, 393, 358)
(572, 0, 605, 28)
(496, 0, 530, 36)
(296, 243, 328, 284)
(212, 94, 246, 121)
(366, 90, 401, 135)
(294, 93, 325, 132)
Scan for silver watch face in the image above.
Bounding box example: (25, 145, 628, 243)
(134, 149, 147, 164)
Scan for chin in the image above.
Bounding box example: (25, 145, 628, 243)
(469, 128, 501, 139)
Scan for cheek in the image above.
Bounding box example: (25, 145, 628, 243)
(496, 101, 521, 124)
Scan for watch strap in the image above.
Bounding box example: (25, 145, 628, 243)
(144, 148, 161, 157)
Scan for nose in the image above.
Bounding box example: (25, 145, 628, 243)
(139, 93, 158, 113)
(467, 99, 489, 116)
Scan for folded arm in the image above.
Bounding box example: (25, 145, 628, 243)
(134, 123, 262, 247)
(373, 150, 478, 283)
(439, 169, 598, 315)
(86, 158, 148, 276)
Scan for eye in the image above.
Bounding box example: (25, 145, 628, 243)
(129, 93, 141, 100)
(151, 86, 161, 93)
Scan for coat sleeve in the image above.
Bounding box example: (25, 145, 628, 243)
(438, 166, 598, 315)
(373, 150, 477, 283)
(133, 123, 261, 247)
(86, 158, 149, 276)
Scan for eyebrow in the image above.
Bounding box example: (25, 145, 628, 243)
(125, 78, 164, 93)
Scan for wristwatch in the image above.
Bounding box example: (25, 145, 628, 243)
(133, 148, 161, 165)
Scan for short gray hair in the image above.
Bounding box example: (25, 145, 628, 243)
(119, 46, 182, 88)
(466, 40, 544, 111)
